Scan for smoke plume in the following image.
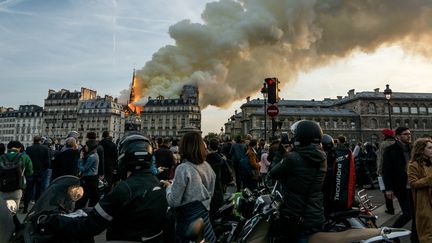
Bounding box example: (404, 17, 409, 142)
(135, 0, 432, 108)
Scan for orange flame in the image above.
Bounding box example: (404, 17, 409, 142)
(127, 73, 142, 115)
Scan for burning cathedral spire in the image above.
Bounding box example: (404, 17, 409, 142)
(126, 69, 142, 115)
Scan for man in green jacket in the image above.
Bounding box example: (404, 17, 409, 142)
(0, 141, 33, 209)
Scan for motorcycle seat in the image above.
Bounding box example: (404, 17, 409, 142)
(327, 209, 360, 221)
(309, 228, 381, 243)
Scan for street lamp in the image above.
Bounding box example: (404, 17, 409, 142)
(384, 84, 393, 129)
(261, 83, 268, 142)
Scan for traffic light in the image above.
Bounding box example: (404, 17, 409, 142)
(265, 77, 279, 104)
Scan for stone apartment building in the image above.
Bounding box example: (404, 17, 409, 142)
(0, 105, 44, 147)
(224, 88, 432, 144)
(0, 107, 17, 144)
(43, 87, 125, 144)
(140, 85, 201, 138)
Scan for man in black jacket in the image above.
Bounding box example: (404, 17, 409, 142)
(51, 137, 80, 180)
(269, 120, 326, 242)
(99, 131, 118, 192)
(382, 126, 418, 242)
(40, 133, 168, 242)
(25, 135, 50, 213)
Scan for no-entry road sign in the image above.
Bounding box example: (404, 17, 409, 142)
(267, 104, 279, 118)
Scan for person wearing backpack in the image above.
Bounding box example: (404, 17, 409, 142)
(241, 139, 260, 190)
(0, 140, 33, 209)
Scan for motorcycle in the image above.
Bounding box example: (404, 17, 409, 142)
(6, 175, 85, 243)
(1, 197, 20, 243)
(235, 182, 411, 243)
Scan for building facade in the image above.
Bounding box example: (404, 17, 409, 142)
(77, 95, 125, 144)
(0, 107, 17, 144)
(140, 85, 201, 138)
(43, 87, 125, 144)
(224, 88, 432, 144)
(15, 105, 44, 147)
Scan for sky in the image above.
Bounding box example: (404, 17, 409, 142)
(1, 0, 432, 135)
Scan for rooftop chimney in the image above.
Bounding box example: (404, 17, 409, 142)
(348, 89, 355, 98)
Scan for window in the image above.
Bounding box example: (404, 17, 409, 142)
(401, 107, 409, 113)
(419, 107, 427, 114)
(370, 119, 378, 129)
(410, 107, 418, 114)
(367, 103, 376, 113)
(392, 105, 400, 113)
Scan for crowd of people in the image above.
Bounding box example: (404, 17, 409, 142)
(0, 121, 432, 242)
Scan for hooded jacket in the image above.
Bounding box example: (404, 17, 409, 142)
(270, 144, 327, 229)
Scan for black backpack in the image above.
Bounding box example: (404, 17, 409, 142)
(0, 153, 24, 192)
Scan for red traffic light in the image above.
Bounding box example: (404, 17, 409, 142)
(267, 79, 274, 85)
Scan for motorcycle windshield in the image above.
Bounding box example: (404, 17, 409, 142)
(25, 175, 81, 220)
(0, 197, 15, 243)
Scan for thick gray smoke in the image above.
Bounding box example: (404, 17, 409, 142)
(135, 0, 432, 108)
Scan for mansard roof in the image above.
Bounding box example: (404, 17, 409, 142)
(249, 107, 358, 117)
(47, 90, 81, 100)
(79, 98, 122, 110)
(145, 98, 198, 106)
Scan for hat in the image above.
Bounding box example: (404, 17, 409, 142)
(382, 128, 395, 138)
(67, 131, 79, 139)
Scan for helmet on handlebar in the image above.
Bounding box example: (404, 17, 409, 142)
(117, 132, 153, 177)
(290, 120, 323, 147)
(321, 134, 334, 152)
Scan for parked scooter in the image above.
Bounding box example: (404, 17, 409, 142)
(235, 182, 411, 242)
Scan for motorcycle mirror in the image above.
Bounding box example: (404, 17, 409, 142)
(68, 185, 84, 202)
(5, 200, 17, 213)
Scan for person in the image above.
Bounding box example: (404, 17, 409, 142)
(383, 126, 418, 242)
(322, 134, 356, 214)
(0, 141, 33, 209)
(259, 144, 270, 185)
(24, 135, 50, 213)
(241, 139, 260, 190)
(86, 132, 105, 180)
(206, 138, 224, 220)
(376, 128, 396, 214)
(51, 137, 80, 181)
(0, 143, 5, 155)
(154, 138, 175, 180)
(229, 135, 247, 191)
(75, 139, 100, 209)
(161, 131, 216, 243)
(39, 133, 168, 242)
(269, 120, 327, 243)
(408, 138, 432, 243)
(99, 131, 118, 193)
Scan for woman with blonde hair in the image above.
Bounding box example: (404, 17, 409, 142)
(408, 137, 432, 242)
(162, 131, 216, 243)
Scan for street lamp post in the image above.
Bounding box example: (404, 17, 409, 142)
(384, 84, 393, 129)
(261, 83, 268, 142)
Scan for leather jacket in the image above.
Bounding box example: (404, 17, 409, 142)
(270, 144, 327, 230)
(50, 170, 168, 242)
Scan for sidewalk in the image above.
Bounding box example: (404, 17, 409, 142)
(374, 198, 412, 243)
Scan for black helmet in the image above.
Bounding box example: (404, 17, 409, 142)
(322, 134, 334, 152)
(117, 132, 153, 176)
(290, 120, 323, 147)
(280, 132, 291, 145)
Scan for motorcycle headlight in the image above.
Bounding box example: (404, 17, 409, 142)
(68, 185, 84, 202)
(6, 200, 17, 213)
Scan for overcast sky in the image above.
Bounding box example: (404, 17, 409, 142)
(1, 0, 432, 135)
